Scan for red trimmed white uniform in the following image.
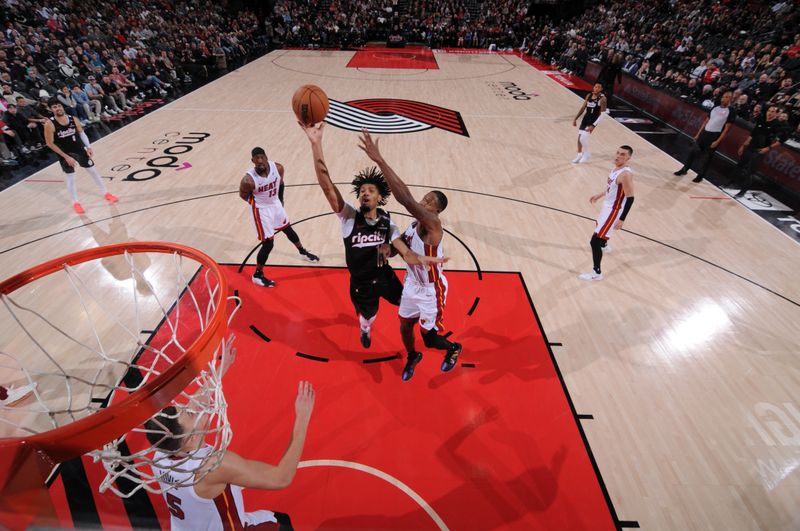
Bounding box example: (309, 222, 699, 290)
(152, 446, 280, 530)
(594, 165, 632, 240)
(398, 222, 447, 331)
(248, 162, 288, 240)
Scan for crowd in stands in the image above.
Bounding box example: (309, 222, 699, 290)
(1, 0, 269, 168)
(270, 0, 799, 140)
(529, 0, 799, 136)
(3, 0, 799, 168)
(270, 0, 532, 50)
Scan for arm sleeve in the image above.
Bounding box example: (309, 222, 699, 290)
(619, 197, 635, 221)
(388, 219, 401, 242)
(278, 182, 284, 204)
(79, 131, 91, 147)
(337, 202, 356, 238)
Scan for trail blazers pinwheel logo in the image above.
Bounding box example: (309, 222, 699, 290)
(325, 99, 469, 137)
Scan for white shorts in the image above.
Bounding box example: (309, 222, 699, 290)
(398, 277, 448, 331)
(594, 202, 623, 240)
(251, 202, 289, 240)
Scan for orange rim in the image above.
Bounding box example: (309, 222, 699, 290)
(0, 242, 228, 463)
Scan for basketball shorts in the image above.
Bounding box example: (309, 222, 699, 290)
(349, 266, 403, 320)
(579, 114, 598, 131)
(252, 203, 289, 240)
(398, 277, 448, 331)
(594, 203, 623, 240)
(58, 150, 94, 173)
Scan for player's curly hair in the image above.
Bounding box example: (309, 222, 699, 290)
(351, 166, 391, 206)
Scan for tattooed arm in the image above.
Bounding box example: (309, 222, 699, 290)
(299, 122, 345, 213)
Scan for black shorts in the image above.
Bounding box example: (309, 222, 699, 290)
(349, 266, 403, 319)
(58, 150, 94, 173)
(579, 114, 598, 131)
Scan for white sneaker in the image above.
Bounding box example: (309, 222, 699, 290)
(578, 271, 603, 281)
(21, 146, 31, 154)
(579, 152, 591, 163)
(572, 153, 582, 163)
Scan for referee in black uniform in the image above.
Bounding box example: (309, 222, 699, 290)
(674, 91, 736, 183)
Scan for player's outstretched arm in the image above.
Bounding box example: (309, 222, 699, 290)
(299, 122, 344, 213)
(197, 381, 315, 495)
(391, 237, 449, 266)
(358, 129, 441, 232)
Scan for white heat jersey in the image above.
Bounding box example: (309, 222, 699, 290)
(603, 165, 631, 207)
(402, 222, 444, 286)
(595, 165, 632, 240)
(248, 161, 282, 209)
(152, 446, 277, 531)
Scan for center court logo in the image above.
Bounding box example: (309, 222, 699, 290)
(325, 99, 469, 137)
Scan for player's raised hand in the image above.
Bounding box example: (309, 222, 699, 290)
(299, 121, 325, 144)
(294, 381, 315, 428)
(358, 128, 383, 163)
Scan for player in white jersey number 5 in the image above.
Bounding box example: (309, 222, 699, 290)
(359, 129, 463, 382)
(146, 376, 315, 531)
(579, 145, 636, 281)
(239, 147, 319, 288)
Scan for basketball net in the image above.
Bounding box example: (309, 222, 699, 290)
(0, 246, 238, 500)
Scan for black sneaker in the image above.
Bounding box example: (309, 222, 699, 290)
(692, 175, 703, 183)
(734, 189, 747, 198)
(441, 343, 462, 372)
(299, 248, 320, 262)
(360, 329, 371, 348)
(402, 352, 423, 381)
(252, 271, 276, 288)
(673, 169, 688, 176)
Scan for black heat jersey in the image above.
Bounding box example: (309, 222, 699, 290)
(343, 208, 394, 281)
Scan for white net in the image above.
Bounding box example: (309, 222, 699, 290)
(0, 246, 238, 497)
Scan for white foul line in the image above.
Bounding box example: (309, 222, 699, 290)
(298, 459, 448, 530)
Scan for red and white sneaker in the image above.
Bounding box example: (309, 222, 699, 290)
(73, 202, 85, 214)
(104, 192, 119, 203)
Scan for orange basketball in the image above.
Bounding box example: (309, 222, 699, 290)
(292, 85, 329, 126)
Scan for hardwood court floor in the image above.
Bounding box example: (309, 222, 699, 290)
(1, 50, 799, 530)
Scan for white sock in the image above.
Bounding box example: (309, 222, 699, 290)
(359, 314, 376, 333)
(85, 166, 108, 194)
(579, 130, 590, 152)
(65, 172, 79, 203)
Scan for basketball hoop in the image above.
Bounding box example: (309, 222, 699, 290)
(0, 242, 237, 527)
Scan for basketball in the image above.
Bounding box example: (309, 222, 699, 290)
(292, 85, 329, 126)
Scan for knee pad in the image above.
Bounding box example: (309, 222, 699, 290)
(590, 234, 605, 250)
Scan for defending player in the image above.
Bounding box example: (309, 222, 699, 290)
(358, 129, 462, 381)
(147, 378, 314, 531)
(299, 122, 447, 348)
